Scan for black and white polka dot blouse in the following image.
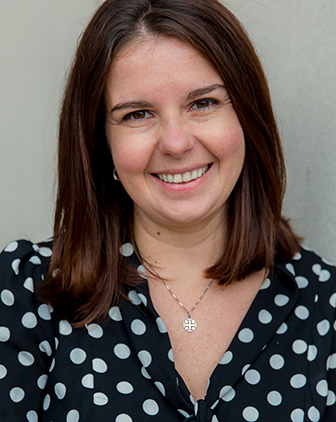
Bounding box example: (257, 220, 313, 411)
(0, 239, 336, 421)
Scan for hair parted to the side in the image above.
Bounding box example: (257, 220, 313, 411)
(42, 0, 301, 326)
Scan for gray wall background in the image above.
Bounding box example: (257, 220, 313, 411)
(1, 0, 335, 262)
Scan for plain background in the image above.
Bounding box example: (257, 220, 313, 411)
(1, 0, 335, 262)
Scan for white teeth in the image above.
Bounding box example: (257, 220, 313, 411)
(157, 165, 209, 184)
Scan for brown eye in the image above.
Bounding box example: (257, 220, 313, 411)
(194, 99, 210, 109)
(123, 110, 151, 121)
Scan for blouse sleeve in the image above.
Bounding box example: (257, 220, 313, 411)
(0, 240, 57, 421)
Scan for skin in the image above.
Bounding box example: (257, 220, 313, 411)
(105, 36, 264, 400)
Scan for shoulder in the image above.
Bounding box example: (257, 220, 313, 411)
(0, 239, 53, 312)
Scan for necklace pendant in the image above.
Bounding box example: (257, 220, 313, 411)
(183, 317, 197, 333)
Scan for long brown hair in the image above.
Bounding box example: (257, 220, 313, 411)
(42, 0, 301, 326)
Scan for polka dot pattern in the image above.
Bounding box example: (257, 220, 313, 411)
(0, 240, 336, 420)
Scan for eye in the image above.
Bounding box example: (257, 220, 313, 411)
(190, 98, 219, 110)
(122, 110, 152, 121)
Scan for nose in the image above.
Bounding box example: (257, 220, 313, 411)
(159, 116, 195, 157)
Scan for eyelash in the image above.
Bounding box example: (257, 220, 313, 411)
(122, 98, 219, 121)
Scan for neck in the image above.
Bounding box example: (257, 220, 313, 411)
(133, 206, 227, 285)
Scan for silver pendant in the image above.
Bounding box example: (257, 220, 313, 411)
(183, 317, 197, 332)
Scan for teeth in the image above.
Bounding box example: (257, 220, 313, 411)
(157, 165, 209, 184)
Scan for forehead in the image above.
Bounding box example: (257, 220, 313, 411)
(106, 36, 222, 99)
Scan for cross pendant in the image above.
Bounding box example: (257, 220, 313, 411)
(183, 317, 197, 332)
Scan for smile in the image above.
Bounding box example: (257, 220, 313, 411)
(156, 164, 210, 184)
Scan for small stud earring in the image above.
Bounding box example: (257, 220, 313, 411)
(113, 168, 120, 181)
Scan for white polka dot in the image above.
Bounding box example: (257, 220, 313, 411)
(319, 270, 331, 282)
(316, 380, 328, 397)
(168, 348, 174, 362)
(43, 394, 51, 410)
(0, 364, 8, 379)
(137, 265, 147, 279)
(26, 410, 38, 422)
(114, 344, 131, 359)
(244, 369, 261, 385)
(291, 408, 305, 422)
(156, 317, 168, 333)
(38, 304, 52, 320)
(82, 373, 94, 389)
(242, 406, 259, 421)
(37, 374, 48, 389)
(0, 327, 10, 342)
(49, 358, 55, 372)
(109, 306, 123, 321)
(67, 410, 80, 422)
(70, 348, 87, 364)
(258, 309, 272, 324)
(274, 294, 290, 307)
(128, 290, 141, 305)
(260, 278, 271, 290)
(138, 293, 148, 306)
(212, 416, 219, 422)
(92, 358, 108, 373)
(29, 256, 41, 265)
(327, 353, 336, 369)
(307, 345, 318, 361)
(131, 319, 146, 335)
(4, 241, 19, 252)
(312, 264, 322, 275)
(38, 247, 53, 257)
(286, 263, 296, 275)
(39, 340, 52, 356)
(115, 414, 133, 422)
(154, 381, 166, 396)
(141, 367, 151, 379)
(329, 293, 336, 308)
(292, 340, 308, 354)
(117, 381, 134, 394)
(219, 351, 233, 365)
(178, 409, 190, 418)
(24, 277, 34, 292)
(269, 354, 285, 370)
(55, 382, 67, 399)
(242, 364, 251, 375)
(295, 276, 309, 289)
(143, 399, 159, 415)
(87, 323, 104, 339)
(94, 392, 109, 406)
(54, 337, 59, 350)
(18, 351, 35, 366)
(295, 306, 310, 320)
(138, 350, 152, 367)
(220, 385, 236, 402)
(290, 374, 307, 389)
(10, 387, 25, 403)
(1, 290, 15, 306)
(11, 259, 21, 275)
(238, 328, 254, 343)
(267, 390, 282, 406)
(32, 244, 39, 252)
(276, 322, 288, 334)
(308, 406, 320, 421)
(315, 295, 319, 303)
(21, 312, 37, 329)
(119, 243, 134, 257)
(59, 320, 73, 335)
(293, 252, 302, 260)
(327, 390, 336, 406)
(317, 319, 330, 336)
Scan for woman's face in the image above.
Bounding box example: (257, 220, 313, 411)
(105, 36, 245, 231)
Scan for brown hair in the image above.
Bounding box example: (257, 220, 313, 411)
(42, 0, 301, 325)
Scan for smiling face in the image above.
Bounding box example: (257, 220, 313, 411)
(105, 36, 245, 233)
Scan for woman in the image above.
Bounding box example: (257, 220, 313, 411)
(0, 0, 335, 420)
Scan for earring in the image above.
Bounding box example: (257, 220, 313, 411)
(113, 168, 120, 181)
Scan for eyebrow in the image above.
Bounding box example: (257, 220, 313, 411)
(109, 84, 226, 114)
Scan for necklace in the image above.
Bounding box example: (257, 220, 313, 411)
(160, 278, 214, 333)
